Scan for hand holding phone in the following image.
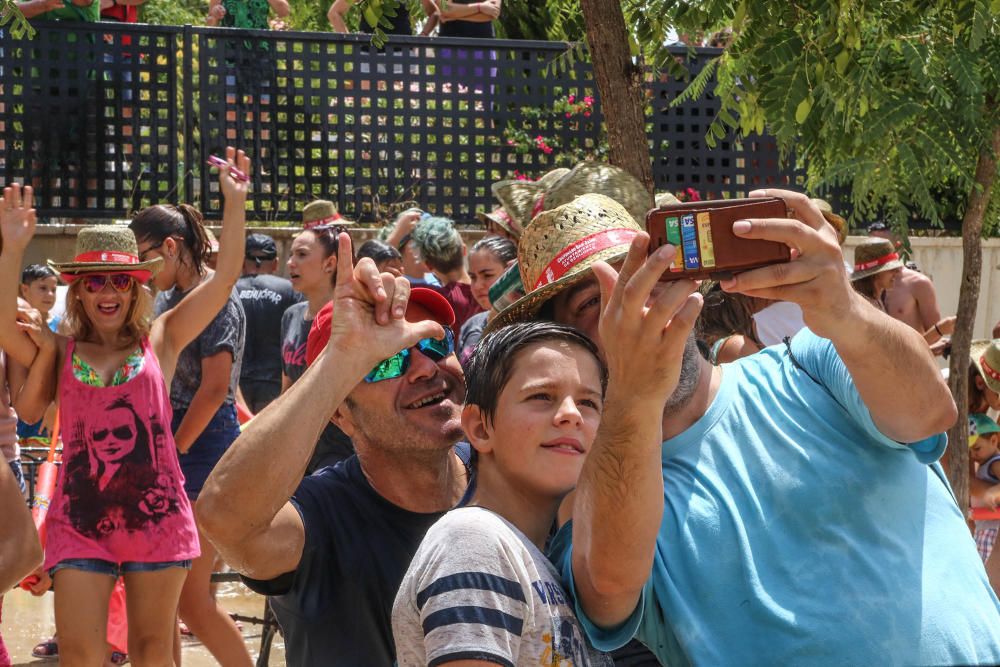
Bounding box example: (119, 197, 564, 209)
(646, 198, 791, 281)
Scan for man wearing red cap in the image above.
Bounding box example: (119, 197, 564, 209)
(197, 235, 473, 666)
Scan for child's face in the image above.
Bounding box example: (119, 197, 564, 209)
(20, 276, 58, 315)
(971, 433, 1000, 464)
(470, 341, 604, 500)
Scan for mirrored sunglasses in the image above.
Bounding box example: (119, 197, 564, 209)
(364, 328, 455, 383)
(82, 274, 134, 294)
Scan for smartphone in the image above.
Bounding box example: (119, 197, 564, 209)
(646, 197, 792, 281)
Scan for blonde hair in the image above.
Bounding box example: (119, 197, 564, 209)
(64, 279, 153, 347)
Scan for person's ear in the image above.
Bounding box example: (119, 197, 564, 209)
(19, 284, 28, 299)
(330, 402, 356, 436)
(324, 254, 338, 274)
(976, 375, 987, 391)
(163, 236, 179, 260)
(461, 404, 493, 455)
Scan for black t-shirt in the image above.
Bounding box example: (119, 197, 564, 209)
(280, 302, 311, 384)
(438, 0, 495, 38)
(236, 274, 302, 385)
(243, 447, 475, 667)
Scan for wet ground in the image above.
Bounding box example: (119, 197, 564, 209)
(2, 580, 286, 666)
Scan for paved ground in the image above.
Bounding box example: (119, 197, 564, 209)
(2, 581, 285, 666)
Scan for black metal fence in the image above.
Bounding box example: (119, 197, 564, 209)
(1, 23, 800, 222)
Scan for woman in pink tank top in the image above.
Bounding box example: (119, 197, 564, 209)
(0, 148, 250, 665)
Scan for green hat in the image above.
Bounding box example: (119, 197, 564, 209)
(48, 225, 162, 283)
(969, 413, 1000, 446)
(302, 200, 343, 230)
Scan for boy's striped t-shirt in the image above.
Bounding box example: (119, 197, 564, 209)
(393, 507, 611, 667)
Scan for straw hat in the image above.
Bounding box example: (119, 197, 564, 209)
(491, 168, 570, 230)
(850, 237, 904, 281)
(48, 226, 162, 283)
(971, 339, 1000, 395)
(655, 192, 681, 207)
(302, 199, 343, 230)
(494, 163, 651, 230)
(476, 206, 521, 239)
(486, 194, 642, 333)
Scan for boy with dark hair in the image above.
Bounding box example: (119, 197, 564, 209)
(393, 250, 686, 667)
(19, 263, 58, 327)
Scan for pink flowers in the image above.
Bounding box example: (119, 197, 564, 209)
(583, 95, 594, 106)
(568, 94, 576, 104)
(534, 135, 554, 154)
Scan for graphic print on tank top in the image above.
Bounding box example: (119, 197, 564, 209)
(61, 394, 183, 538)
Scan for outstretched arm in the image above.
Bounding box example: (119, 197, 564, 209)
(152, 147, 248, 385)
(722, 189, 956, 443)
(197, 234, 444, 580)
(571, 236, 702, 629)
(0, 185, 43, 368)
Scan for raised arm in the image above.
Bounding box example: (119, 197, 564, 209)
(0, 185, 43, 368)
(152, 147, 248, 384)
(196, 234, 443, 580)
(570, 236, 702, 629)
(8, 303, 58, 423)
(722, 189, 956, 443)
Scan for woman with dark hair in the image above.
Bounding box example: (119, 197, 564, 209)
(280, 223, 343, 389)
(130, 194, 252, 665)
(850, 238, 904, 311)
(356, 238, 403, 276)
(0, 148, 249, 665)
(458, 235, 516, 364)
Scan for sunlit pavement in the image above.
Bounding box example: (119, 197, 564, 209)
(2, 581, 285, 666)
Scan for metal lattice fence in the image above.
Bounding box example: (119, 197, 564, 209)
(1, 24, 800, 223)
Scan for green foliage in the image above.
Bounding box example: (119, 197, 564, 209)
(1, 0, 35, 38)
(656, 0, 1000, 234)
(501, 92, 607, 167)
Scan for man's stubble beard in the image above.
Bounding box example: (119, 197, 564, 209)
(663, 334, 702, 412)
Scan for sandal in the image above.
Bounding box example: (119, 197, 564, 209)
(109, 650, 129, 665)
(32, 638, 58, 660)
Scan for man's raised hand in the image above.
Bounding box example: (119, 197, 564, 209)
(325, 232, 444, 372)
(719, 188, 857, 340)
(0, 184, 37, 253)
(592, 233, 702, 404)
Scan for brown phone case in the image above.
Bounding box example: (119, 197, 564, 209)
(646, 198, 792, 281)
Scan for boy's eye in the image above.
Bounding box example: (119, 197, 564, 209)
(576, 296, 600, 314)
(527, 393, 551, 402)
(579, 399, 601, 411)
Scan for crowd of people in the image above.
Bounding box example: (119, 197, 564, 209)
(2, 152, 1000, 667)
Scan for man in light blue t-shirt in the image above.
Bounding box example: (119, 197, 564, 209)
(491, 189, 1000, 666)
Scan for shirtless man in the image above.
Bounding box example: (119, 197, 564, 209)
(867, 223, 943, 333)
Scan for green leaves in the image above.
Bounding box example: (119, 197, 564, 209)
(1, 0, 36, 39)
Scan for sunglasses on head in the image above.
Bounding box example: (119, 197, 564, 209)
(82, 274, 134, 294)
(364, 328, 455, 383)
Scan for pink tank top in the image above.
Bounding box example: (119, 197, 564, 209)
(44, 338, 199, 569)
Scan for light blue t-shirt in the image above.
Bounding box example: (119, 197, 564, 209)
(550, 329, 1000, 666)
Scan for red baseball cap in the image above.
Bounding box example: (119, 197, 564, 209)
(305, 287, 456, 366)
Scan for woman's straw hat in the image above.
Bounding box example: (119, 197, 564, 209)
(48, 226, 162, 283)
(302, 199, 343, 230)
(476, 206, 521, 239)
(486, 194, 642, 333)
(493, 163, 652, 231)
(971, 339, 1000, 395)
(491, 167, 570, 230)
(850, 237, 904, 281)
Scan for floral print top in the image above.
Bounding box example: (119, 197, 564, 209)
(71, 347, 144, 387)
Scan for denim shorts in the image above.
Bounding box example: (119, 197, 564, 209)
(50, 558, 192, 579)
